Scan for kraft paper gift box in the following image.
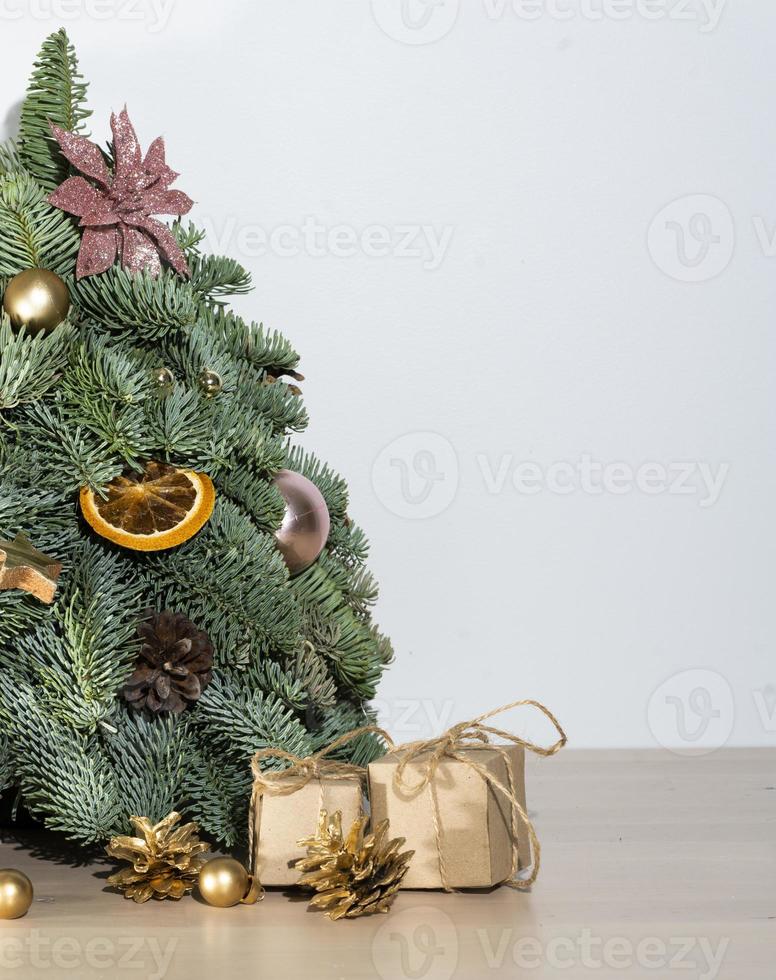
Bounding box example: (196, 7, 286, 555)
(252, 773, 364, 886)
(368, 743, 530, 890)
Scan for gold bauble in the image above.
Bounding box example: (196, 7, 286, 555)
(197, 857, 261, 908)
(0, 869, 33, 919)
(2, 268, 70, 336)
(197, 368, 223, 398)
(151, 366, 175, 390)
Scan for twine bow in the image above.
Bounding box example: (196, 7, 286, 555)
(248, 725, 393, 881)
(391, 699, 566, 891)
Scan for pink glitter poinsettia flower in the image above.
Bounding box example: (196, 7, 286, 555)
(47, 107, 193, 280)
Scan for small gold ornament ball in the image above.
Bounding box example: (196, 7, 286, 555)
(0, 869, 33, 919)
(2, 268, 70, 336)
(198, 369, 222, 398)
(151, 366, 175, 389)
(198, 857, 256, 908)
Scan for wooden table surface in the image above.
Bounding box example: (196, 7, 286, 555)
(0, 749, 773, 979)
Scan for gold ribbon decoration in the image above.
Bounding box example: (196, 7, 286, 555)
(390, 699, 566, 891)
(248, 725, 394, 882)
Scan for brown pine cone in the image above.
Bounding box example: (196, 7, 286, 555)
(123, 610, 214, 714)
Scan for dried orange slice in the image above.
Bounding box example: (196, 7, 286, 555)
(80, 461, 215, 552)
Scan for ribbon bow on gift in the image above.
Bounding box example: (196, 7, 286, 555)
(247, 700, 565, 893)
(391, 699, 566, 891)
(248, 725, 394, 881)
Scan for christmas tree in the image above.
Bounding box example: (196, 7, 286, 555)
(0, 30, 391, 846)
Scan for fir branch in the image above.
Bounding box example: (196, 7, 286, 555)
(208, 308, 300, 374)
(0, 439, 81, 554)
(0, 591, 52, 648)
(216, 466, 287, 530)
(0, 171, 80, 275)
(0, 676, 121, 841)
(0, 317, 74, 408)
(17, 399, 123, 491)
(143, 387, 217, 459)
(145, 499, 301, 665)
(58, 542, 146, 708)
(62, 329, 151, 407)
(0, 483, 76, 557)
(0, 141, 23, 176)
(290, 642, 338, 709)
(284, 445, 349, 519)
(73, 267, 198, 339)
(173, 220, 206, 254)
(66, 398, 147, 470)
(294, 565, 393, 700)
(0, 734, 12, 794)
(59, 333, 153, 466)
(181, 740, 251, 847)
(309, 704, 388, 767)
(106, 713, 190, 831)
(340, 565, 381, 618)
(188, 253, 252, 303)
(242, 658, 310, 713)
(195, 673, 313, 760)
(18, 29, 91, 192)
(236, 370, 309, 434)
(226, 413, 287, 475)
(158, 318, 232, 388)
(327, 520, 371, 566)
(6, 543, 146, 733)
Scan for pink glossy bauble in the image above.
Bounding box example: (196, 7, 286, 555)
(273, 470, 330, 575)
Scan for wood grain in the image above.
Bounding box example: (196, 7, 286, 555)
(0, 748, 772, 979)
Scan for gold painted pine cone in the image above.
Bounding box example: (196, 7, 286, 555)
(295, 810, 413, 920)
(106, 812, 209, 903)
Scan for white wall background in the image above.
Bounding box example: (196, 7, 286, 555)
(1, 1, 774, 750)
